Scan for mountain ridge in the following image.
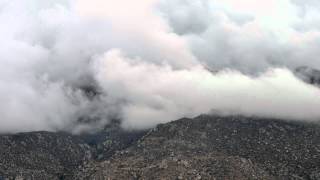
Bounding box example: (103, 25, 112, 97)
(2, 114, 320, 179)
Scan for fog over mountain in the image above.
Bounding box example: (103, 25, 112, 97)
(1, 0, 320, 133)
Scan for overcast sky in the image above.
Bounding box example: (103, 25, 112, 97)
(1, 0, 320, 133)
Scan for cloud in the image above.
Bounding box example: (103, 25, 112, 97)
(94, 49, 320, 129)
(74, 0, 197, 68)
(1, 0, 320, 133)
(159, 0, 320, 73)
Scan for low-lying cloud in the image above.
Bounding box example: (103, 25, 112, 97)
(1, 0, 320, 133)
(94, 50, 320, 129)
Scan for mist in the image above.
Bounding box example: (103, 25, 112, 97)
(1, 0, 320, 133)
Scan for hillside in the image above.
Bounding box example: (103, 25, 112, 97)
(81, 115, 320, 179)
(1, 115, 320, 179)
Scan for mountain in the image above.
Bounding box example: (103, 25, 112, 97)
(0, 131, 91, 179)
(1, 115, 320, 179)
(295, 66, 320, 86)
(79, 115, 320, 180)
(0, 121, 145, 180)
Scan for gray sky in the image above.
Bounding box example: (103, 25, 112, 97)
(1, 0, 320, 133)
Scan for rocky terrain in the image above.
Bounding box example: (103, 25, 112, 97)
(0, 131, 91, 179)
(1, 115, 320, 179)
(79, 115, 320, 180)
(0, 121, 145, 180)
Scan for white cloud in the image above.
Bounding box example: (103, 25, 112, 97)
(159, 0, 320, 72)
(94, 50, 320, 129)
(1, 0, 320, 133)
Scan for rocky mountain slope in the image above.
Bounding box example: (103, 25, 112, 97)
(80, 115, 320, 180)
(1, 115, 320, 179)
(295, 66, 320, 86)
(0, 131, 91, 179)
(0, 121, 145, 180)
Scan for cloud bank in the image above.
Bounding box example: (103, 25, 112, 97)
(159, 0, 320, 73)
(1, 0, 320, 133)
(94, 50, 320, 129)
